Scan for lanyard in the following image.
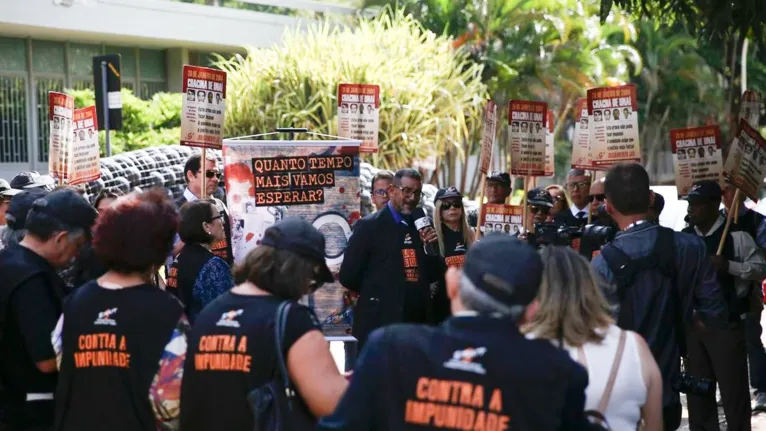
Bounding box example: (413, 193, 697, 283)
(625, 220, 649, 231)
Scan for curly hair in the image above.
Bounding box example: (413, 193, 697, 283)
(93, 189, 179, 274)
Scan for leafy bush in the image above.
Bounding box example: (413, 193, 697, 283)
(217, 8, 488, 171)
(67, 88, 182, 154)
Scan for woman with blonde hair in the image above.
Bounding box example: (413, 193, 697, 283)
(545, 184, 570, 221)
(432, 186, 474, 322)
(524, 246, 663, 431)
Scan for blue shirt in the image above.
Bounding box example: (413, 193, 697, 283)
(387, 200, 407, 226)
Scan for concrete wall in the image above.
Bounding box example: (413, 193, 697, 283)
(0, 0, 300, 51)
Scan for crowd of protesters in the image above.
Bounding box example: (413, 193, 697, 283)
(0, 156, 764, 431)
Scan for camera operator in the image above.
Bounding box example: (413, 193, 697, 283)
(682, 180, 764, 428)
(591, 164, 728, 431)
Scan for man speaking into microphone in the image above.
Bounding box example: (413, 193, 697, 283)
(341, 168, 445, 349)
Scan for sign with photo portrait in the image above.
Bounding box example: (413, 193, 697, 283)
(509, 100, 547, 176)
(223, 139, 361, 335)
(181, 65, 227, 150)
(588, 84, 641, 169)
(68, 106, 101, 186)
(479, 204, 524, 236)
(671, 125, 723, 197)
(48, 91, 74, 181)
(570, 97, 591, 169)
(479, 100, 497, 175)
(544, 109, 555, 177)
(741, 90, 762, 129)
(723, 120, 766, 202)
(338, 83, 380, 153)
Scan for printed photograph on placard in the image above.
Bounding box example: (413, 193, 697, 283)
(48, 92, 74, 181)
(588, 84, 640, 168)
(337, 84, 380, 153)
(544, 110, 555, 177)
(571, 97, 591, 169)
(181, 65, 227, 149)
(741, 90, 762, 129)
(671, 125, 723, 197)
(223, 140, 361, 335)
(479, 204, 524, 236)
(508, 100, 547, 176)
(479, 100, 497, 175)
(68, 106, 101, 186)
(723, 120, 766, 202)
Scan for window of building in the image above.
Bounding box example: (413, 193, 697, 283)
(0, 37, 29, 164)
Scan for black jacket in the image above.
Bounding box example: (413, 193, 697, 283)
(317, 316, 589, 431)
(340, 205, 444, 348)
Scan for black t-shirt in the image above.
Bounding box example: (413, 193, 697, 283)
(441, 226, 467, 269)
(180, 292, 320, 431)
(0, 245, 66, 429)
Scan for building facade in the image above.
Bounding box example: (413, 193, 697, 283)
(0, 0, 352, 178)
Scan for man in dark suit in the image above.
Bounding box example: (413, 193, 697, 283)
(554, 168, 591, 228)
(320, 236, 589, 430)
(340, 168, 443, 349)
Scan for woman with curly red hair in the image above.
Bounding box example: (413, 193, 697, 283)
(51, 189, 188, 431)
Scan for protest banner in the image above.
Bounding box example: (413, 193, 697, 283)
(544, 109, 555, 177)
(338, 84, 380, 153)
(479, 100, 498, 175)
(479, 204, 524, 236)
(68, 106, 101, 186)
(671, 125, 723, 197)
(223, 138, 361, 335)
(723, 120, 766, 202)
(181, 65, 227, 150)
(48, 92, 74, 181)
(509, 100, 547, 176)
(741, 90, 762, 129)
(588, 84, 640, 169)
(571, 97, 591, 169)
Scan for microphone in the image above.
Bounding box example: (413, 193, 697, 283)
(412, 208, 439, 256)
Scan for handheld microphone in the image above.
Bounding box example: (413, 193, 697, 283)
(412, 208, 439, 256)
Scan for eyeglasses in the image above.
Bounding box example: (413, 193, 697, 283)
(528, 205, 550, 214)
(566, 181, 590, 191)
(209, 214, 223, 222)
(392, 185, 422, 199)
(373, 189, 388, 197)
(588, 194, 606, 203)
(441, 201, 463, 210)
(202, 170, 221, 179)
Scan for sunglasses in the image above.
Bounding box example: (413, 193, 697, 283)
(566, 181, 590, 191)
(203, 170, 221, 179)
(373, 189, 388, 197)
(587, 194, 605, 203)
(528, 205, 550, 214)
(441, 201, 463, 210)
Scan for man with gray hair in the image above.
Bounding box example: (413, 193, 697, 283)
(0, 189, 96, 430)
(321, 235, 589, 430)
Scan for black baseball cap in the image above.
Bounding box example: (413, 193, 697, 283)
(0, 179, 18, 198)
(527, 187, 553, 208)
(434, 186, 462, 203)
(27, 189, 98, 231)
(260, 217, 334, 286)
(486, 172, 511, 187)
(686, 180, 722, 202)
(6, 188, 48, 230)
(463, 235, 543, 309)
(10, 172, 54, 190)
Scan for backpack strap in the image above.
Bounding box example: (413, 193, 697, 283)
(597, 330, 627, 413)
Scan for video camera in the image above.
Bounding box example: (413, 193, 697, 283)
(528, 222, 616, 260)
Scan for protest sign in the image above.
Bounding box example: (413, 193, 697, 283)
(181, 65, 226, 150)
(68, 106, 101, 186)
(571, 97, 591, 169)
(223, 139, 361, 335)
(479, 204, 524, 236)
(723, 120, 766, 202)
(48, 92, 74, 181)
(338, 84, 380, 153)
(479, 100, 498, 175)
(671, 125, 723, 197)
(588, 84, 640, 168)
(544, 109, 555, 177)
(509, 100, 547, 176)
(741, 90, 762, 129)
